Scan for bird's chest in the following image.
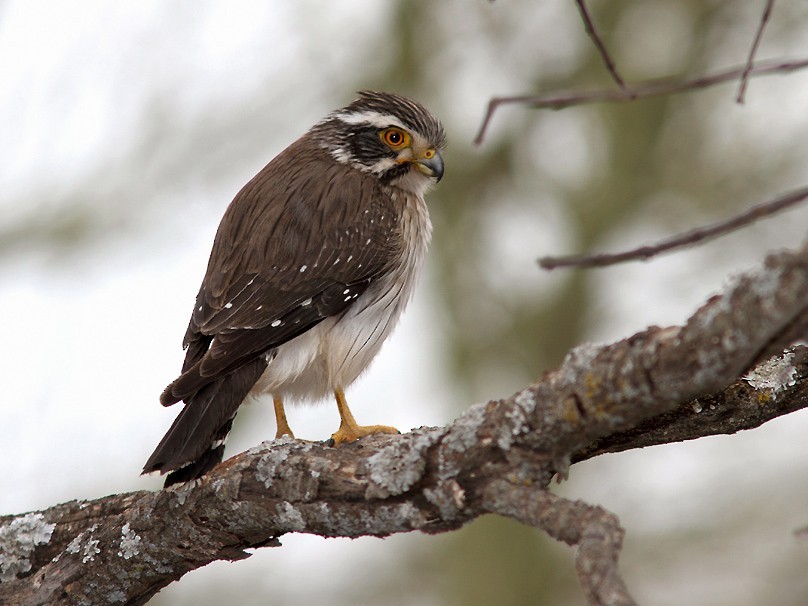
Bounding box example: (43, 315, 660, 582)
(385, 189, 432, 295)
(255, 191, 432, 400)
(325, 190, 432, 373)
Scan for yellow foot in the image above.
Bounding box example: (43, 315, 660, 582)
(328, 423, 400, 446)
(328, 387, 399, 445)
(274, 396, 295, 439)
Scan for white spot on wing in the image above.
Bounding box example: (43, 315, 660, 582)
(301, 298, 313, 306)
(271, 319, 282, 328)
(225, 303, 233, 309)
(299, 265, 307, 273)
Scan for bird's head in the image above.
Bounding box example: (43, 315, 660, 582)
(312, 91, 446, 195)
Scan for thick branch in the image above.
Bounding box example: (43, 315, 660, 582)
(574, 346, 807, 462)
(1, 242, 806, 605)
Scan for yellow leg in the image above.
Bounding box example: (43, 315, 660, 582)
(273, 396, 295, 439)
(329, 387, 399, 445)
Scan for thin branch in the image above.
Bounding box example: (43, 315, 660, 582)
(1, 242, 806, 605)
(574, 0, 631, 93)
(474, 57, 808, 144)
(538, 185, 808, 270)
(736, 0, 776, 104)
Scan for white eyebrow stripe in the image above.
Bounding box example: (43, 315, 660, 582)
(332, 111, 406, 130)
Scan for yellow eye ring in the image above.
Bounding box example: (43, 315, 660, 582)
(380, 127, 410, 149)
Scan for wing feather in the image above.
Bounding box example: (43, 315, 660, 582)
(162, 137, 401, 405)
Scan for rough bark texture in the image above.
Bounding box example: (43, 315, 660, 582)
(1, 241, 806, 606)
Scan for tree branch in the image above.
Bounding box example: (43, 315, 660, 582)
(538, 185, 808, 269)
(574, 0, 630, 94)
(474, 57, 808, 144)
(574, 346, 807, 463)
(736, 0, 776, 103)
(482, 484, 636, 606)
(1, 242, 806, 605)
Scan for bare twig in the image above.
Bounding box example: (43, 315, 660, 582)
(474, 58, 808, 144)
(1, 242, 806, 605)
(538, 185, 808, 270)
(737, 0, 776, 103)
(574, 0, 631, 93)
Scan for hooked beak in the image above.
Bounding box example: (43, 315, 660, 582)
(416, 150, 444, 182)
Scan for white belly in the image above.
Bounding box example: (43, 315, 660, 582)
(249, 192, 431, 403)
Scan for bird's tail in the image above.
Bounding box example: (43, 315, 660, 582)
(142, 358, 267, 487)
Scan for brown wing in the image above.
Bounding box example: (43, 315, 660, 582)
(162, 137, 401, 405)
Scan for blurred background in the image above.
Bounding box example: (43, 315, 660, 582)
(2, 1, 808, 604)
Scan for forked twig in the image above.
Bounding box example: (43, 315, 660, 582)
(574, 0, 631, 93)
(737, 0, 776, 104)
(474, 58, 808, 144)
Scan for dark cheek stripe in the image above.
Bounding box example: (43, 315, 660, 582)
(380, 163, 411, 184)
(348, 126, 386, 164)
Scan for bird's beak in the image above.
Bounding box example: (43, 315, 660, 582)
(416, 149, 444, 182)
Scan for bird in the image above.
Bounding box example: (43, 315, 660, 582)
(142, 91, 446, 486)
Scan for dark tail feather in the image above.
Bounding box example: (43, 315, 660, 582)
(163, 431, 228, 487)
(143, 357, 267, 486)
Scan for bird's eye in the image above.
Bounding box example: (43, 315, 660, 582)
(380, 128, 409, 149)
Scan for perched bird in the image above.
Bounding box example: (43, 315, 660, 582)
(143, 91, 445, 486)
